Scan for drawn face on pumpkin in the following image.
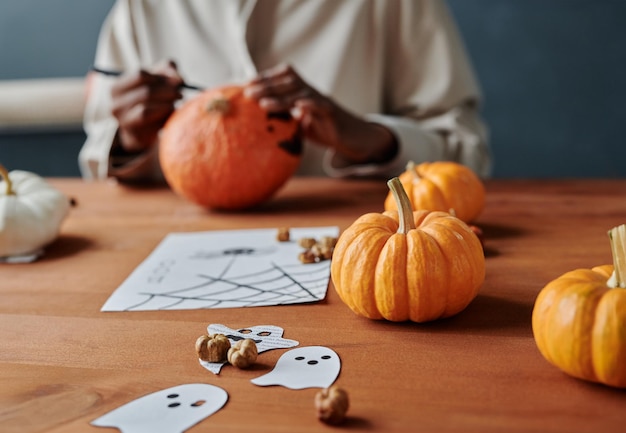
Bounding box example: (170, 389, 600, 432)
(159, 85, 303, 210)
(266, 111, 302, 156)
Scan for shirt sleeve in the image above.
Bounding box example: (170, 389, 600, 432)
(323, 0, 491, 179)
(79, 0, 163, 182)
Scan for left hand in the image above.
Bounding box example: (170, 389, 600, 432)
(244, 64, 397, 167)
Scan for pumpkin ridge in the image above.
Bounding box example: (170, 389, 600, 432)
(405, 229, 447, 321)
(421, 220, 483, 317)
(541, 281, 604, 381)
(592, 290, 626, 386)
(343, 230, 390, 319)
(416, 225, 454, 320)
(374, 233, 409, 321)
(413, 178, 447, 214)
(332, 227, 390, 319)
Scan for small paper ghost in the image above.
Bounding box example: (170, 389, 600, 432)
(91, 383, 227, 433)
(200, 324, 299, 374)
(251, 346, 341, 390)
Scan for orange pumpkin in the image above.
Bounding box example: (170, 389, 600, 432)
(384, 161, 485, 223)
(331, 177, 485, 322)
(159, 85, 302, 210)
(532, 224, 626, 388)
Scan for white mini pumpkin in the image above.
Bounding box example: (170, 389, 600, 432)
(0, 164, 70, 257)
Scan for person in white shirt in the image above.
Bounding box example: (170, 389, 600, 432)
(79, 0, 491, 183)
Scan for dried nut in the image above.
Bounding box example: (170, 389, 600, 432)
(318, 236, 338, 248)
(315, 385, 349, 425)
(311, 244, 334, 261)
(298, 250, 318, 264)
(298, 237, 317, 249)
(195, 334, 231, 363)
(277, 227, 290, 242)
(227, 338, 258, 368)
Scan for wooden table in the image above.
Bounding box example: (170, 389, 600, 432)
(2, 178, 626, 433)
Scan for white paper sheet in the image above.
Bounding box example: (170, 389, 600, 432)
(101, 227, 339, 312)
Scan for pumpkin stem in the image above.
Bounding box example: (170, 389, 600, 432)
(608, 224, 626, 288)
(0, 163, 15, 196)
(387, 177, 416, 234)
(406, 160, 421, 183)
(206, 97, 230, 114)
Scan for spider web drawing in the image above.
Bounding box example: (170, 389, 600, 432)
(100, 227, 338, 312)
(127, 259, 331, 311)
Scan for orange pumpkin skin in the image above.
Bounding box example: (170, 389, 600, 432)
(330, 209, 485, 322)
(159, 85, 302, 210)
(532, 265, 626, 388)
(384, 161, 485, 223)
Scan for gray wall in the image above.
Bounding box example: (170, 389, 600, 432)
(0, 0, 115, 176)
(1, 0, 625, 178)
(451, 0, 626, 178)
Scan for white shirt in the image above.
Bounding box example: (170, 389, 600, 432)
(79, 0, 491, 181)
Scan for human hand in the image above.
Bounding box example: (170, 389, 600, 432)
(244, 64, 397, 166)
(110, 60, 183, 154)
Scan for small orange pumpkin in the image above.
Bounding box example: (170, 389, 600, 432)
(331, 177, 485, 322)
(159, 85, 302, 210)
(384, 161, 485, 223)
(532, 224, 626, 388)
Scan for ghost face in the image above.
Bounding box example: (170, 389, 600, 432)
(207, 324, 299, 353)
(91, 383, 228, 433)
(251, 346, 341, 390)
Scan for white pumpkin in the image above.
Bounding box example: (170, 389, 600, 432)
(0, 164, 70, 257)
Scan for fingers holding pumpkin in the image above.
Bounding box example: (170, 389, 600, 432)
(245, 64, 396, 166)
(111, 68, 183, 153)
(245, 64, 325, 112)
(291, 99, 340, 145)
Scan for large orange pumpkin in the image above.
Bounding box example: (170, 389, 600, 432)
(331, 177, 485, 322)
(159, 85, 302, 210)
(532, 224, 626, 388)
(384, 161, 485, 223)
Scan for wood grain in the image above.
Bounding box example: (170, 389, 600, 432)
(2, 177, 626, 433)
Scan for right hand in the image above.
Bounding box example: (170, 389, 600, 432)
(110, 60, 183, 154)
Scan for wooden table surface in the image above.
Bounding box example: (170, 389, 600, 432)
(2, 177, 626, 433)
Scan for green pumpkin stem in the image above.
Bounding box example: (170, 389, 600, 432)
(206, 97, 230, 114)
(0, 163, 15, 196)
(387, 177, 415, 234)
(406, 160, 421, 183)
(608, 224, 626, 288)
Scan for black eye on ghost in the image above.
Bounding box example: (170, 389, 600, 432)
(166, 394, 206, 408)
(294, 355, 333, 365)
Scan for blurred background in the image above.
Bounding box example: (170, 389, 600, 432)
(1, 0, 625, 178)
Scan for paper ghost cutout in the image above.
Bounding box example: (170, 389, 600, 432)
(251, 346, 340, 390)
(91, 383, 227, 433)
(200, 324, 299, 374)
